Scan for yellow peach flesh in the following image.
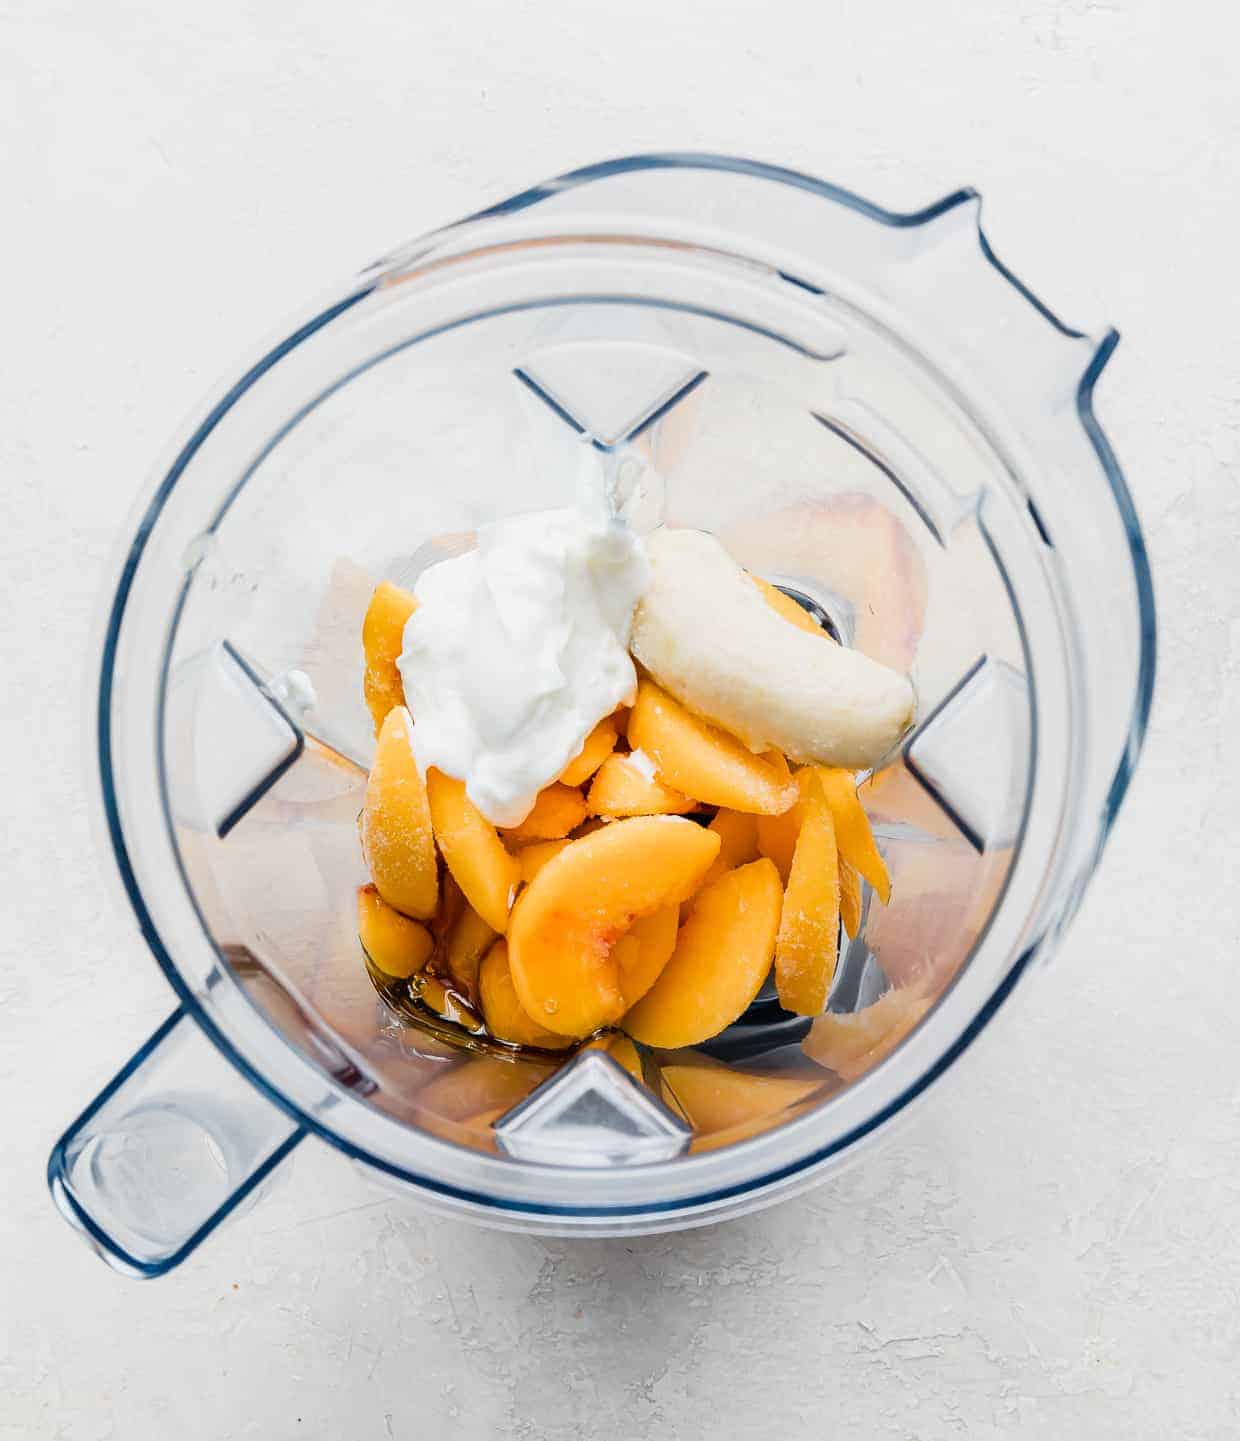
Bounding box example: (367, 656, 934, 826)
(425, 769, 520, 934)
(623, 859, 782, 1048)
(507, 817, 721, 1037)
(361, 581, 417, 734)
(360, 706, 438, 919)
(627, 679, 798, 816)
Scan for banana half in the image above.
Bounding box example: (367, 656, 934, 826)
(630, 529, 916, 770)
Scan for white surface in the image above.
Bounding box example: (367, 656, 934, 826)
(3, 1, 1237, 1436)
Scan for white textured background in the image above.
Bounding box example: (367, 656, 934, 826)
(3, 1, 1237, 1436)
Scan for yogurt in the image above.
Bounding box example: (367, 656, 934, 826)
(397, 449, 652, 826)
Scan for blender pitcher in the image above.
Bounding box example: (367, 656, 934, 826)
(48, 155, 1155, 1276)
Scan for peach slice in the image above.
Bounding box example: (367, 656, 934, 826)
(661, 1055, 825, 1133)
(774, 769, 840, 1016)
(750, 575, 830, 638)
(479, 940, 575, 1050)
(508, 816, 722, 1037)
(689, 1101, 823, 1153)
(425, 769, 520, 934)
(517, 837, 571, 884)
(628, 679, 798, 815)
(614, 904, 679, 1009)
(756, 792, 804, 883)
(814, 767, 892, 904)
(624, 859, 782, 1048)
(683, 807, 762, 920)
(839, 859, 862, 940)
(558, 716, 619, 787)
(442, 900, 496, 1002)
(700, 807, 760, 889)
(362, 580, 417, 734)
(583, 1032, 646, 1085)
(417, 1054, 554, 1121)
(357, 884, 434, 979)
(501, 782, 588, 844)
(430, 871, 466, 945)
(586, 752, 696, 818)
(802, 986, 931, 1080)
(360, 707, 438, 919)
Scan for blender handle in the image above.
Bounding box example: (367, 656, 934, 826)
(47, 1007, 305, 1278)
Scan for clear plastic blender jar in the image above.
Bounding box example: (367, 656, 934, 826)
(48, 155, 1155, 1276)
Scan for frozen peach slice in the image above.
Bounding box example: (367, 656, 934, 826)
(628, 679, 798, 816)
(426, 769, 520, 934)
(661, 1056, 825, 1133)
(558, 716, 619, 787)
(417, 1055, 554, 1121)
(700, 808, 760, 889)
(479, 940, 574, 1050)
(614, 904, 679, 1009)
(814, 767, 892, 904)
(360, 706, 438, 919)
(624, 859, 782, 1048)
(689, 1103, 823, 1152)
(586, 752, 696, 818)
(517, 837, 571, 884)
(802, 986, 931, 1080)
(362, 580, 417, 734)
(774, 769, 840, 1016)
(501, 783, 588, 844)
(684, 808, 762, 920)
(508, 816, 722, 1037)
(583, 1032, 646, 1085)
(750, 575, 830, 639)
(357, 884, 434, 979)
(756, 791, 804, 883)
(430, 871, 465, 944)
(839, 859, 862, 940)
(442, 900, 496, 1002)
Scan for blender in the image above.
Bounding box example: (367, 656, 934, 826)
(47, 154, 1155, 1276)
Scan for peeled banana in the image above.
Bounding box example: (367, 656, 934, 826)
(630, 529, 916, 769)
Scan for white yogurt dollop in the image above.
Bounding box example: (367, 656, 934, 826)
(397, 450, 652, 826)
